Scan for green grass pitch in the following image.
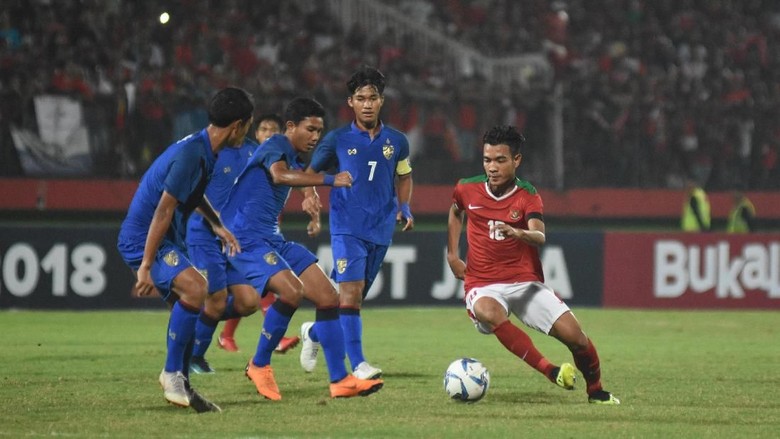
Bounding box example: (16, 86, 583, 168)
(1, 307, 778, 438)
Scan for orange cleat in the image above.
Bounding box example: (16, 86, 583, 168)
(274, 336, 301, 354)
(217, 334, 239, 352)
(329, 374, 384, 398)
(245, 361, 281, 401)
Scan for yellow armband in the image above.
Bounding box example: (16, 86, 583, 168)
(396, 158, 412, 175)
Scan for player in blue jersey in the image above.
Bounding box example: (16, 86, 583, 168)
(216, 113, 301, 355)
(117, 87, 253, 412)
(220, 97, 384, 400)
(301, 66, 414, 380)
(186, 136, 258, 374)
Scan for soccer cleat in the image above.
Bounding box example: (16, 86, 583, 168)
(217, 334, 239, 352)
(274, 335, 301, 353)
(189, 356, 215, 374)
(329, 374, 384, 398)
(299, 322, 320, 372)
(588, 390, 621, 405)
(353, 361, 383, 380)
(187, 386, 222, 413)
(159, 370, 190, 408)
(554, 362, 576, 390)
(245, 361, 282, 401)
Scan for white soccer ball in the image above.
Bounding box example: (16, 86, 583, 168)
(443, 358, 490, 402)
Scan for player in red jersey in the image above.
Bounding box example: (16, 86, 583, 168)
(446, 125, 620, 405)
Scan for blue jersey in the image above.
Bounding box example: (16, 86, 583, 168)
(118, 129, 216, 257)
(221, 134, 304, 247)
(186, 139, 257, 245)
(309, 122, 410, 245)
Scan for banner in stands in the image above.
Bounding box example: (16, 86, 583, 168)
(9, 95, 92, 176)
(0, 225, 604, 310)
(604, 233, 780, 309)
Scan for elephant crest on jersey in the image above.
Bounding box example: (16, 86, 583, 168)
(383, 138, 394, 160)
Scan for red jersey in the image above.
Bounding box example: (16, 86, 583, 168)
(452, 175, 545, 293)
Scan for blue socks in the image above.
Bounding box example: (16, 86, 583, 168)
(192, 313, 219, 357)
(165, 300, 198, 373)
(252, 300, 296, 367)
(314, 308, 347, 382)
(340, 308, 365, 371)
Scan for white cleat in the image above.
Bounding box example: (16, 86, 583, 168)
(353, 361, 383, 380)
(299, 321, 320, 373)
(159, 370, 190, 408)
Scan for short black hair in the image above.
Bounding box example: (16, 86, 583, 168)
(208, 87, 254, 127)
(284, 97, 325, 125)
(482, 125, 526, 156)
(255, 113, 283, 130)
(347, 66, 386, 95)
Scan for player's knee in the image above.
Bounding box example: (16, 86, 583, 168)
(234, 297, 259, 316)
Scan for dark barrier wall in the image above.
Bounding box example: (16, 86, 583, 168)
(0, 225, 604, 310)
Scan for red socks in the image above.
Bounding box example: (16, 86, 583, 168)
(222, 317, 240, 338)
(573, 339, 602, 394)
(493, 320, 553, 377)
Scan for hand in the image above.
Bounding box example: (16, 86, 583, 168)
(333, 171, 353, 188)
(491, 223, 522, 240)
(302, 193, 321, 217)
(214, 225, 241, 256)
(134, 265, 156, 297)
(447, 255, 466, 280)
(307, 218, 321, 237)
(397, 202, 414, 231)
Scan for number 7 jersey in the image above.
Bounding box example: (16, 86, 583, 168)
(452, 175, 545, 292)
(309, 122, 411, 245)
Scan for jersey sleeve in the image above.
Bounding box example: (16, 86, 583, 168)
(451, 183, 464, 210)
(164, 147, 201, 203)
(309, 131, 338, 172)
(526, 192, 544, 219)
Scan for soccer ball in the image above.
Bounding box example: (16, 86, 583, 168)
(443, 358, 490, 402)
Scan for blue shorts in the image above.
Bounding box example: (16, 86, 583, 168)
(330, 234, 388, 296)
(228, 240, 318, 294)
(117, 238, 192, 302)
(187, 240, 248, 294)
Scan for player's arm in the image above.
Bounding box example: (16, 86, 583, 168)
(446, 203, 466, 280)
(268, 161, 352, 188)
(296, 184, 322, 238)
(136, 191, 179, 297)
(396, 165, 414, 231)
(195, 196, 240, 256)
(491, 216, 546, 247)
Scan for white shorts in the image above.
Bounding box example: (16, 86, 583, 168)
(464, 281, 570, 335)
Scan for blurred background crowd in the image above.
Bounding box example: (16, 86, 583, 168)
(1, 0, 779, 189)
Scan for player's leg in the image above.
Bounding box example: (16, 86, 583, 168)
(231, 245, 300, 401)
(468, 283, 571, 388)
(549, 311, 620, 404)
(298, 262, 383, 398)
(259, 292, 300, 353)
(188, 243, 231, 374)
(218, 317, 241, 352)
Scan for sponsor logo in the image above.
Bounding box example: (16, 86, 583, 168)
(223, 166, 231, 174)
(468, 204, 484, 210)
(348, 148, 357, 155)
(655, 240, 780, 299)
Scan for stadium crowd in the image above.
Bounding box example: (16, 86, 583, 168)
(1, 0, 778, 189)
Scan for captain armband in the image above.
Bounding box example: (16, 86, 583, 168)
(396, 158, 412, 175)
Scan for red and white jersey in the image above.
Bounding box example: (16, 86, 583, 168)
(452, 175, 545, 293)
